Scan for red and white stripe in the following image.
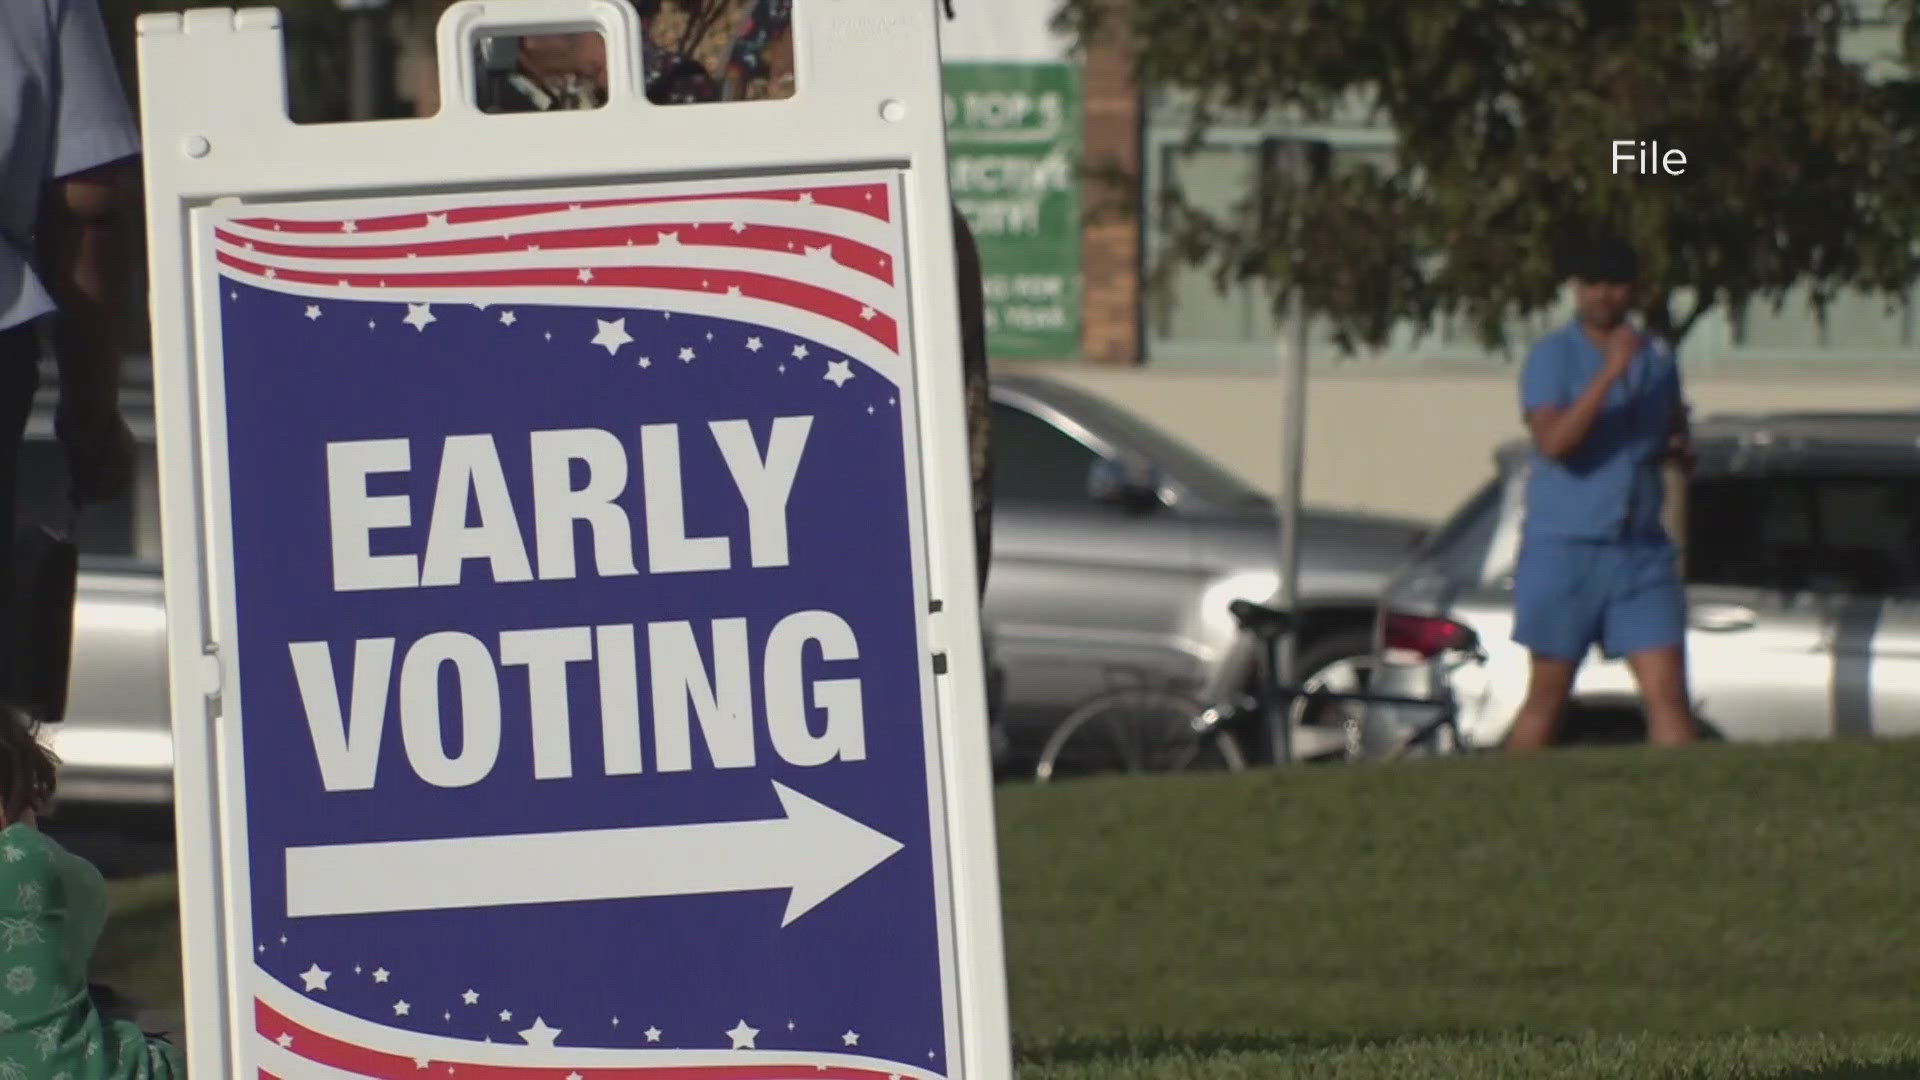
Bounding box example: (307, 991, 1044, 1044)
(210, 178, 909, 384)
(250, 973, 940, 1079)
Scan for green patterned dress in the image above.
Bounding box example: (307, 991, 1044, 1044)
(0, 824, 182, 1078)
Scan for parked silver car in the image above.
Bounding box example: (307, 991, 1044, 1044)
(33, 371, 1433, 804)
(1368, 411, 1920, 750)
(985, 374, 1434, 765)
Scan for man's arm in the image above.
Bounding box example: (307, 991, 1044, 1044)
(37, 162, 137, 503)
(1525, 325, 1637, 460)
(1666, 367, 1694, 473)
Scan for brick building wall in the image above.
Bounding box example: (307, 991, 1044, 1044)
(1075, 19, 1142, 369)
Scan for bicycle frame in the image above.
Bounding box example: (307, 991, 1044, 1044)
(1249, 627, 1487, 764)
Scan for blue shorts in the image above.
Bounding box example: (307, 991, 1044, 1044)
(1512, 536, 1685, 663)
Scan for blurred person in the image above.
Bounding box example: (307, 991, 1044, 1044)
(1, 0, 141, 701)
(0, 701, 184, 1075)
(1506, 235, 1696, 751)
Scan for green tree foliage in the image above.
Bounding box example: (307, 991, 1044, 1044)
(1060, 0, 1920, 352)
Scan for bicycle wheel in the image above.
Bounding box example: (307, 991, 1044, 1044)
(1034, 689, 1246, 782)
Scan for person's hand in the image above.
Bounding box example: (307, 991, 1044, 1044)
(55, 404, 135, 506)
(1669, 430, 1696, 474)
(1601, 323, 1640, 380)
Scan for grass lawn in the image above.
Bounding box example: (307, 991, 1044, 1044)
(99, 739, 1920, 1077)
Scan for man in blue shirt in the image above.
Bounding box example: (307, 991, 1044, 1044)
(0, 0, 140, 683)
(1508, 235, 1696, 751)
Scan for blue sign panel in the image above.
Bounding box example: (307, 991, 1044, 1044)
(204, 173, 959, 1078)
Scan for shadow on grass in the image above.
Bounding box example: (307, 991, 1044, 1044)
(1013, 1030, 1457, 1064)
(1758, 1060, 1920, 1068)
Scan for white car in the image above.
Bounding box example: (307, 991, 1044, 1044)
(1367, 411, 1920, 750)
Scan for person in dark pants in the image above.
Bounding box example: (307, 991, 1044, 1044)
(1506, 235, 1696, 751)
(2, 0, 141, 697)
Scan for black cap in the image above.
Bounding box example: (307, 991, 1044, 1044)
(1560, 234, 1639, 285)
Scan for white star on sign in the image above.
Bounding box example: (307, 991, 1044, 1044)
(592, 318, 633, 355)
(726, 285, 742, 297)
(414, 1056, 429, 1069)
(499, 1010, 513, 1022)
(730, 221, 746, 234)
(654, 231, 680, 247)
(342, 220, 358, 233)
(394, 1000, 411, 1017)
(577, 268, 595, 283)
(462, 989, 479, 1005)
(746, 336, 763, 352)
(518, 1017, 561, 1047)
(338, 279, 351, 287)
(403, 303, 436, 332)
(300, 964, 331, 992)
(644, 1026, 661, 1042)
(263, 267, 277, 279)
(567, 1074, 583, 1080)
(727, 1020, 758, 1050)
(799, 192, 816, 204)
(792, 344, 809, 359)
(426, 213, 448, 227)
(499, 310, 516, 326)
(860, 305, 875, 321)
(373, 968, 390, 983)
(824, 360, 854, 387)
(473, 301, 490, 310)
(277, 1033, 293, 1049)
(304, 305, 321, 321)
(843, 1030, 860, 1046)
(637, 356, 651, 368)
(679, 347, 696, 363)
(527, 243, 541, 252)
(803, 243, 834, 262)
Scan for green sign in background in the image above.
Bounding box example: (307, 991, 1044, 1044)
(943, 63, 1083, 360)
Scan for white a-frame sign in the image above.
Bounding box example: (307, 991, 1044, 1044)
(137, 3, 1011, 1076)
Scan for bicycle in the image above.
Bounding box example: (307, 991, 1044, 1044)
(1033, 599, 1486, 782)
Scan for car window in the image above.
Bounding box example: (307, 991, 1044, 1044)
(1414, 475, 1507, 583)
(1688, 475, 1811, 592)
(990, 402, 1102, 505)
(1006, 381, 1265, 507)
(1804, 475, 1920, 596)
(1689, 472, 1920, 597)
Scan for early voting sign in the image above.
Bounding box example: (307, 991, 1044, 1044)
(136, 3, 1011, 1077)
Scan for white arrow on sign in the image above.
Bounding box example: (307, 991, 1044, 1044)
(283, 782, 904, 927)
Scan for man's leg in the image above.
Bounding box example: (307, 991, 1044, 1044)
(1624, 645, 1695, 745)
(1507, 538, 1597, 751)
(1507, 654, 1579, 751)
(1605, 541, 1696, 746)
(0, 325, 42, 704)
